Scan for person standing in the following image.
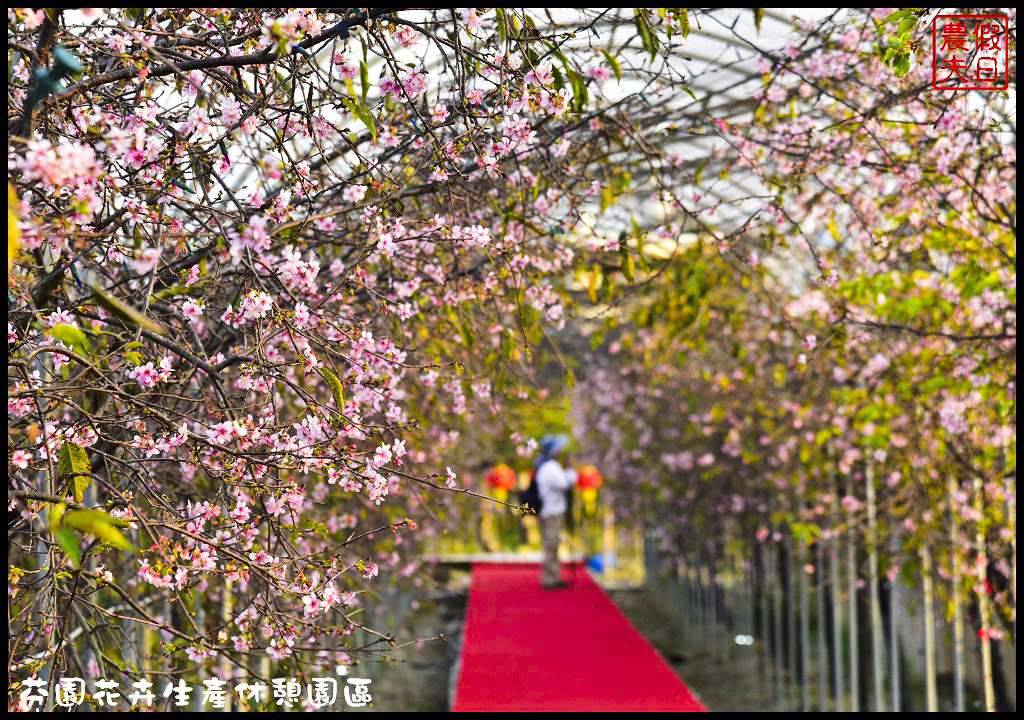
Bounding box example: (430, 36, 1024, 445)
(535, 435, 573, 588)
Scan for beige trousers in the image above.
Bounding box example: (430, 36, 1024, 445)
(540, 514, 564, 586)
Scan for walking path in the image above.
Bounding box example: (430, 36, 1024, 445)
(452, 562, 707, 712)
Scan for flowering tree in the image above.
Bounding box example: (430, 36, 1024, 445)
(569, 8, 1015, 709)
(6, 7, 696, 710)
(7, 6, 1015, 712)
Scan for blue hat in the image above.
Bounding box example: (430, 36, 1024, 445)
(541, 434, 569, 457)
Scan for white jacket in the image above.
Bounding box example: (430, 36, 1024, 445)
(536, 459, 574, 518)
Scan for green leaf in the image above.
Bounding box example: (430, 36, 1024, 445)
(879, 8, 914, 26)
(791, 521, 821, 545)
(621, 250, 635, 283)
(62, 509, 133, 550)
(496, 9, 507, 47)
(47, 324, 91, 356)
(694, 159, 707, 187)
(893, 54, 911, 77)
(551, 65, 565, 91)
(634, 10, 658, 63)
(678, 8, 690, 38)
(753, 8, 764, 34)
(54, 528, 81, 566)
(359, 60, 370, 103)
(588, 264, 599, 304)
(58, 442, 91, 503)
(322, 367, 345, 409)
(459, 320, 475, 349)
(566, 68, 588, 112)
(601, 50, 621, 82)
(89, 283, 166, 335)
(351, 103, 377, 142)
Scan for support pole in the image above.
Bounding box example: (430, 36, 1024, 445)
(922, 543, 938, 712)
(799, 537, 810, 712)
(220, 581, 234, 711)
(847, 511, 860, 712)
(974, 480, 995, 712)
(830, 494, 845, 712)
(866, 461, 886, 710)
(949, 477, 965, 713)
(710, 544, 718, 638)
(759, 543, 771, 690)
(785, 532, 797, 709)
(192, 586, 204, 712)
(772, 542, 785, 709)
(817, 544, 829, 711)
(889, 532, 901, 712)
(602, 505, 615, 587)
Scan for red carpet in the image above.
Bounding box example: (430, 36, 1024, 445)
(452, 562, 707, 712)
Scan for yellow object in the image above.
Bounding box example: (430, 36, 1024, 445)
(9, 184, 22, 280)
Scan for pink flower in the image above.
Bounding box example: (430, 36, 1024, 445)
(11, 450, 32, 470)
(302, 594, 322, 618)
(134, 247, 162, 274)
(392, 439, 407, 464)
(343, 185, 367, 203)
(444, 467, 457, 489)
(462, 8, 483, 31)
(323, 584, 341, 608)
(221, 98, 242, 125)
(840, 495, 862, 514)
(184, 70, 203, 96)
(379, 76, 401, 100)
(47, 310, 77, 328)
(19, 139, 100, 190)
(185, 645, 214, 662)
(21, 9, 45, 30)
(525, 66, 554, 87)
(127, 362, 160, 388)
(266, 637, 294, 660)
(182, 299, 205, 322)
(180, 106, 211, 137)
(401, 69, 429, 95)
(265, 495, 286, 517)
(230, 502, 250, 523)
(551, 138, 571, 158)
(372, 443, 392, 468)
(361, 562, 379, 579)
(476, 154, 499, 177)
(939, 398, 969, 435)
(283, 487, 304, 511)
(248, 550, 276, 566)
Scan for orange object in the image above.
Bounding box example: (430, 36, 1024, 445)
(576, 465, 603, 490)
(486, 464, 517, 491)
